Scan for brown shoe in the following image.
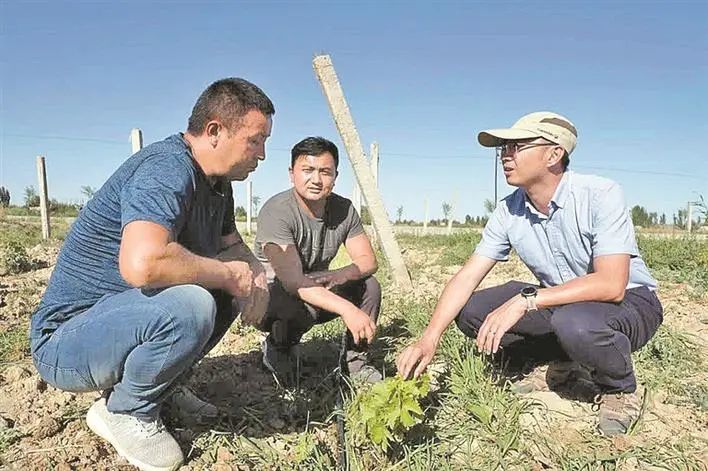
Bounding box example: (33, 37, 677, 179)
(510, 365, 550, 394)
(597, 386, 643, 436)
(511, 361, 594, 396)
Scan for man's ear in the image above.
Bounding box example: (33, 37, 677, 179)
(547, 146, 564, 168)
(205, 121, 221, 147)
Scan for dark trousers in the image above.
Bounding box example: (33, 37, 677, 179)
(455, 281, 663, 393)
(262, 276, 381, 350)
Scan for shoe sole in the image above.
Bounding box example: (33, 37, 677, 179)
(86, 403, 182, 471)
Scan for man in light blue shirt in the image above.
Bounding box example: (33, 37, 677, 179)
(397, 112, 663, 436)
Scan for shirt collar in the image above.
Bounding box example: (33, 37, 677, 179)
(522, 170, 572, 217)
(551, 170, 572, 209)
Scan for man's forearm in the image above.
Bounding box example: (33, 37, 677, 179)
(297, 284, 359, 318)
(537, 272, 626, 308)
(135, 242, 230, 290)
(422, 272, 479, 342)
(217, 239, 263, 274)
(422, 255, 496, 341)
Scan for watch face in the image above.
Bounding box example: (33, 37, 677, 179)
(521, 286, 537, 297)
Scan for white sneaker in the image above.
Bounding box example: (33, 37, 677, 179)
(86, 398, 183, 471)
(168, 385, 218, 423)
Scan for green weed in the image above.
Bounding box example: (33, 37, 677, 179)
(347, 375, 430, 451)
(634, 325, 707, 408)
(0, 327, 30, 364)
(0, 241, 33, 275)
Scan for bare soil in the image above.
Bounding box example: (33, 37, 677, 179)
(0, 240, 706, 469)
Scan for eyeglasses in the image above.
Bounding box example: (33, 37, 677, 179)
(497, 141, 556, 156)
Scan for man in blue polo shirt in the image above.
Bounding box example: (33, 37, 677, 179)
(397, 112, 663, 436)
(30, 78, 274, 470)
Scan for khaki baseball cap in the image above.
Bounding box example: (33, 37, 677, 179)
(478, 111, 578, 155)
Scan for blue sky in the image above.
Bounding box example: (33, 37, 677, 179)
(2, 1, 706, 221)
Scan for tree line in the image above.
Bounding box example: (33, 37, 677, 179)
(1, 185, 705, 231)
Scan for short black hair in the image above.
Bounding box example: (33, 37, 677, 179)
(290, 136, 339, 169)
(561, 151, 570, 170)
(187, 78, 275, 135)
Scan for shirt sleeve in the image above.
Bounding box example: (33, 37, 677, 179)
(591, 183, 639, 257)
(221, 181, 237, 236)
(345, 202, 365, 240)
(120, 155, 193, 239)
(256, 199, 296, 247)
(474, 203, 511, 261)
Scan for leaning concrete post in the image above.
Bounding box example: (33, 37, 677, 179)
(246, 180, 253, 235)
(313, 55, 411, 289)
(369, 142, 379, 247)
(352, 184, 362, 214)
(130, 128, 143, 154)
(36, 156, 50, 239)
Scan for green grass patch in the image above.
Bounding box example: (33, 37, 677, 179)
(0, 427, 23, 455)
(634, 325, 708, 409)
(0, 326, 30, 364)
(638, 235, 708, 291)
(399, 231, 482, 267)
(0, 218, 71, 248)
(434, 346, 530, 469)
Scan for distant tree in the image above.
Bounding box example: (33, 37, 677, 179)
(0, 186, 9, 207)
(396, 205, 403, 223)
(659, 213, 667, 226)
(80, 185, 96, 201)
(631, 205, 654, 227)
(442, 202, 452, 223)
(234, 205, 247, 221)
(49, 199, 80, 216)
(673, 209, 687, 230)
(483, 198, 495, 215)
(695, 195, 707, 219)
(24, 186, 39, 208)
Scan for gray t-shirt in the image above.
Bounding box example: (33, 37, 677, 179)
(254, 189, 364, 281)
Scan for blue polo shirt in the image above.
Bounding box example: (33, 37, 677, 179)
(31, 134, 236, 341)
(474, 171, 657, 290)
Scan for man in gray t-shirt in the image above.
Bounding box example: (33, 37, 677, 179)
(254, 137, 381, 383)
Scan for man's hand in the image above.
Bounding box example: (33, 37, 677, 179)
(341, 307, 376, 345)
(396, 335, 439, 379)
(222, 261, 253, 298)
(239, 270, 269, 327)
(476, 295, 527, 354)
(307, 267, 353, 289)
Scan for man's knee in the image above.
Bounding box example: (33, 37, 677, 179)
(160, 285, 216, 346)
(363, 276, 382, 301)
(550, 309, 595, 347)
(454, 295, 485, 339)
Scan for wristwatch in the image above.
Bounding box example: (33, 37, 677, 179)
(520, 286, 538, 313)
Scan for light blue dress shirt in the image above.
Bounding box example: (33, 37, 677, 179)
(474, 171, 657, 290)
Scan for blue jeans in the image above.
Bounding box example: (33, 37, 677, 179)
(455, 281, 663, 393)
(31, 285, 235, 418)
